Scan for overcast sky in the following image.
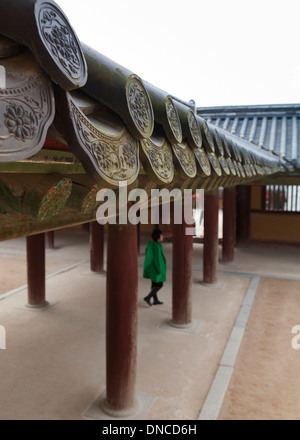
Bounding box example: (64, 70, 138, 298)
(56, 0, 300, 108)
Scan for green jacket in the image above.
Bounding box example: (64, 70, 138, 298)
(143, 240, 166, 283)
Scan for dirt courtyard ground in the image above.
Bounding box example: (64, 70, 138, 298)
(219, 276, 300, 420)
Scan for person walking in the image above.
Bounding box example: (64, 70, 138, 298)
(143, 229, 166, 306)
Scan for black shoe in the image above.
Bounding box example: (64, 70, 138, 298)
(153, 300, 163, 305)
(144, 296, 152, 306)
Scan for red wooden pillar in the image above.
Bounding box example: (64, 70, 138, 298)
(89, 221, 104, 273)
(103, 222, 139, 417)
(172, 209, 193, 326)
(26, 233, 47, 307)
(236, 185, 250, 244)
(45, 231, 55, 249)
(222, 187, 237, 263)
(203, 189, 219, 284)
(137, 218, 140, 255)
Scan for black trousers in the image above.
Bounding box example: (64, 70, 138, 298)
(151, 281, 163, 290)
(146, 281, 163, 302)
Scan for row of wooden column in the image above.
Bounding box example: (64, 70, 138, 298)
(25, 186, 239, 417)
(26, 223, 105, 307)
(202, 186, 237, 283)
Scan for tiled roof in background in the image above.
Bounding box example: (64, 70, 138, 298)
(197, 104, 300, 168)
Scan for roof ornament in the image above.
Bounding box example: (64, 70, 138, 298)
(197, 116, 215, 153)
(187, 111, 202, 148)
(173, 101, 202, 149)
(55, 89, 140, 187)
(143, 83, 182, 144)
(171, 141, 197, 180)
(207, 126, 231, 176)
(0, 0, 87, 90)
(125, 75, 154, 139)
(165, 97, 182, 143)
(0, 51, 54, 162)
(139, 130, 174, 184)
(193, 148, 212, 177)
(188, 99, 197, 113)
(82, 43, 154, 141)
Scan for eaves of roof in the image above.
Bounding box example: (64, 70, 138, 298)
(0, 0, 289, 192)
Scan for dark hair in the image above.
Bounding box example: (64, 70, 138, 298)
(152, 228, 162, 242)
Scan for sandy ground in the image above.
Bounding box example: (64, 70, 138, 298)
(219, 277, 300, 420)
(0, 252, 80, 295)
